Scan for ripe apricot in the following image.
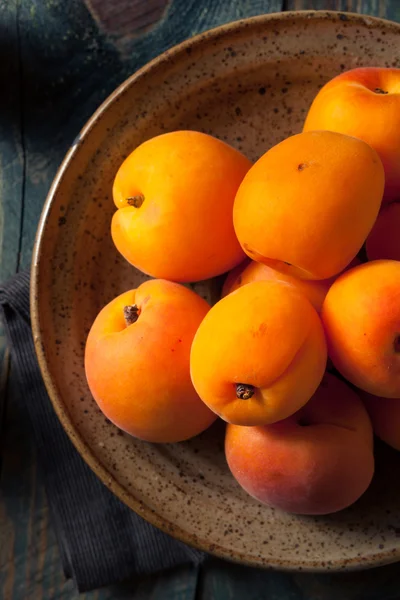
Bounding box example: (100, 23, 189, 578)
(112, 131, 251, 282)
(190, 280, 327, 426)
(303, 67, 400, 202)
(222, 260, 331, 312)
(366, 202, 400, 261)
(233, 130, 384, 280)
(225, 374, 374, 515)
(360, 391, 400, 451)
(322, 260, 400, 398)
(85, 279, 217, 443)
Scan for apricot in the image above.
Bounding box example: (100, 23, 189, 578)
(190, 280, 327, 426)
(111, 131, 251, 282)
(222, 260, 331, 312)
(303, 67, 400, 202)
(322, 260, 400, 398)
(233, 130, 384, 280)
(225, 373, 374, 515)
(366, 202, 400, 261)
(360, 391, 400, 451)
(84, 279, 217, 443)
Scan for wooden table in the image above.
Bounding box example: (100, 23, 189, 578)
(0, 1, 399, 598)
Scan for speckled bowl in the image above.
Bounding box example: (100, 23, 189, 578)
(31, 11, 400, 571)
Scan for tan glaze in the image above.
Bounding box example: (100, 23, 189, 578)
(31, 11, 400, 571)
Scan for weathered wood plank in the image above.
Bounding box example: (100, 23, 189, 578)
(287, 0, 400, 21)
(84, 0, 171, 37)
(292, 563, 400, 600)
(0, 0, 23, 479)
(79, 565, 199, 600)
(0, 0, 23, 282)
(0, 8, 21, 596)
(115, 0, 284, 58)
(0, 364, 71, 600)
(0, 347, 9, 473)
(197, 559, 303, 600)
(198, 557, 400, 600)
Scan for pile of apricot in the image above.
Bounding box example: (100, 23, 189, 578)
(85, 67, 400, 516)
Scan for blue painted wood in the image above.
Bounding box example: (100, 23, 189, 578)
(197, 557, 400, 600)
(80, 566, 200, 600)
(197, 559, 304, 600)
(288, 0, 400, 21)
(0, 0, 23, 478)
(0, 0, 23, 282)
(0, 364, 72, 599)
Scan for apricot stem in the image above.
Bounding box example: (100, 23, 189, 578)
(127, 194, 145, 208)
(374, 87, 388, 94)
(236, 383, 255, 400)
(394, 335, 400, 353)
(124, 304, 140, 326)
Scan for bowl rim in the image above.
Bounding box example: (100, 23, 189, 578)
(30, 9, 400, 572)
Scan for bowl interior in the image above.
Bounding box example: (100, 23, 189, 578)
(32, 11, 400, 571)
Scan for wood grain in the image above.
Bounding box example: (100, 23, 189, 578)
(0, 0, 23, 473)
(287, 0, 400, 20)
(0, 0, 23, 283)
(197, 558, 400, 600)
(0, 365, 70, 599)
(84, 0, 171, 36)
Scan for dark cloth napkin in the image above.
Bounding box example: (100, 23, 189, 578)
(0, 270, 205, 593)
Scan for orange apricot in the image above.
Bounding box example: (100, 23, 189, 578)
(221, 260, 330, 312)
(111, 131, 251, 282)
(190, 280, 327, 426)
(303, 67, 400, 202)
(84, 279, 217, 443)
(225, 373, 374, 515)
(233, 130, 384, 280)
(322, 260, 400, 398)
(366, 202, 400, 261)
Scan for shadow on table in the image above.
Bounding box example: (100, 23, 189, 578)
(195, 557, 400, 600)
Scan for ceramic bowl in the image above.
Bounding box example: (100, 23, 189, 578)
(31, 11, 400, 571)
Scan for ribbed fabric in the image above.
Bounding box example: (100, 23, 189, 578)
(0, 270, 205, 592)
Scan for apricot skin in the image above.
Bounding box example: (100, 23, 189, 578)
(233, 130, 384, 281)
(84, 279, 217, 443)
(321, 260, 400, 398)
(190, 280, 327, 426)
(112, 131, 251, 283)
(225, 374, 374, 515)
(303, 67, 400, 202)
